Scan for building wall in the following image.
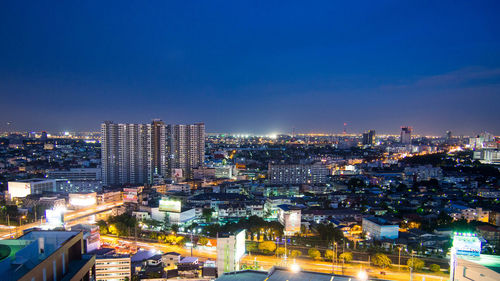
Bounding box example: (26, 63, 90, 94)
(95, 256, 131, 281)
(268, 163, 329, 184)
(18, 232, 95, 281)
(362, 218, 399, 240)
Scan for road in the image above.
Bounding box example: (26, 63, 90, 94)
(0, 201, 123, 239)
(101, 235, 448, 281)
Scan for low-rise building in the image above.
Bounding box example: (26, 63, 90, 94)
(362, 217, 399, 240)
(277, 205, 302, 236)
(90, 248, 131, 281)
(8, 178, 57, 200)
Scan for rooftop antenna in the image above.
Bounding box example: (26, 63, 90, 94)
(343, 122, 347, 135)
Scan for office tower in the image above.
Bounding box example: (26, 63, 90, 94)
(101, 120, 167, 186)
(362, 130, 376, 145)
(400, 126, 412, 144)
(166, 123, 205, 179)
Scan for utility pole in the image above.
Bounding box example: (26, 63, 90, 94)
(335, 242, 338, 274)
(409, 251, 414, 281)
(284, 235, 288, 266)
(7, 214, 10, 237)
(190, 230, 194, 257)
(331, 240, 335, 275)
(398, 247, 402, 270)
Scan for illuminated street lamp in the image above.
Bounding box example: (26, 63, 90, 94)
(290, 263, 300, 273)
(357, 270, 368, 281)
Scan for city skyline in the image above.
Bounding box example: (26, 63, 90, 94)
(1, 1, 500, 135)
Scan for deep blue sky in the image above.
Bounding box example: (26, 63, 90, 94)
(1, 1, 500, 135)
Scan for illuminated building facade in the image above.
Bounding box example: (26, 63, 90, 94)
(8, 178, 57, 200)
(278, 204, 302, 236)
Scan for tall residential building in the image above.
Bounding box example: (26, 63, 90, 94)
(400, 126, 412, 144)
(166, 123, 205, 179)
(101, 120, 166, 186)
(362, 130, 376, 145)
(151, 119, 167, 177)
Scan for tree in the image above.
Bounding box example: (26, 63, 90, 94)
(407, 258, 425, 271)
(290, 250, 302, 258)
(276, 247, 286, 256)
(347, 178, 365, 189)
(198, 236, 209, 246)
(372, 253, 391, 268)
(202, 208, 214, 223)
(96, 220, 108, 234)
(429, 264, 441, 272)
(324, 249, 334, 261)
(339, 252, 353, 263)
(315, 223, 344, 242)
(258, 241, 276, 254)
(247, 242, 258, 253)
(171, 224, 179, 233)
(308, 248, 322, 260)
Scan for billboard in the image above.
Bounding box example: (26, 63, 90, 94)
(123, 188, 138, 203)
(69, 192, 97, 208)
(159, 198, 181, 212)
(45, 209, 64, 226)
(452, 233, 481, 257)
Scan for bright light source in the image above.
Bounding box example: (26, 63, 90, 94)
(357, 270, 368, 281)
(290, 263, 300, 273)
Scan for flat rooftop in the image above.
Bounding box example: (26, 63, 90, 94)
(0, 231, 80, 281)
(460, 254, 500, 274)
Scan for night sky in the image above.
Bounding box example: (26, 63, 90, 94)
(1, 1, 500, 135)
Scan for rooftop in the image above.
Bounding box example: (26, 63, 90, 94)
(459, 254, 500, 274)
(216, 267, 392, 281)
(0, 231, 80, 281)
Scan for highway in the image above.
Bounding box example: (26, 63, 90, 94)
(0, 201, 123, 239)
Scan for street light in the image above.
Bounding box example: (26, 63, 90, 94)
(357, 270, 368, 281)
(290, 263, 300, 273)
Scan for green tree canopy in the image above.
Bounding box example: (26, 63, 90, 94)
(308, 248, 322, 260)
(407, 258, 425, 271)
(258, 241, 276, 254)
(429, 264, 441, 272)
(372, 253, 391, 268)
(339, 252, 353, 263)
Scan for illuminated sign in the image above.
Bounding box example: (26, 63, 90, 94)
(45, 209, 64, 226)
(452, 232, 481, 257)
(159, 198, 181, 212)
(69, 193, 97, 207)
(123, 188, 138, 203)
